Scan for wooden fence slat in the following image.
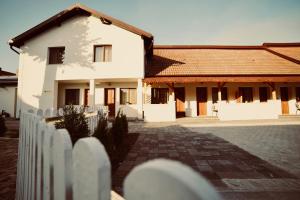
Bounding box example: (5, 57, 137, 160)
(73, 138, 111, 200)
(53, 129, 73, 200)
(43, 124, 55, 200)
(36, 121, 46, 200)
(124, 159, 222, 200)
(24, 114, 30, 200)
(16, 113, 25, 200)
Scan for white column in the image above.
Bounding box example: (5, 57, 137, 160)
(89, 79, 95, 106)
(137, 79, 143, 119)
(115, 87, 120, 117)
(168, 85, 175, 102)
(53, 81, 58, 109)
(217, 87, 222, 102)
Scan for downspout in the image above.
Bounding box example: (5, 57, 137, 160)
(8, 39, 20, 54)
(10, 45, 20, 54)
(8, 40, 22, 117)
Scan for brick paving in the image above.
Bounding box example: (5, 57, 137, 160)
(188, 125, 300, 178)
(1, 120, 300, 199)
(0, 118, 19, 200)
(0, 138, 18, 200)
(112, 122, 300, 199)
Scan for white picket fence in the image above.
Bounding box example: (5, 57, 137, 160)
(16, 111, 221, 200)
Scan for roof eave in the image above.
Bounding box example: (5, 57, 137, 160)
(9, 3, 153, 48)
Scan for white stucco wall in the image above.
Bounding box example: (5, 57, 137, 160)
(0, 86, 17, 117)
(17, 15, 145, 113)
(143, 101, 176, 122)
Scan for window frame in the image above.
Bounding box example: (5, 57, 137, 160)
(48, 46, 65, 64)
(93, 45, 112, 62)
(151, 88, 169, 104)
(120, 88, 137, 105)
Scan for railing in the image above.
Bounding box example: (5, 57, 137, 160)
(16, 111, 221, 200)
(30, 106, 108, 135)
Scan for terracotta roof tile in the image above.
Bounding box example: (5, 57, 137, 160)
(147, 47, 300, 77)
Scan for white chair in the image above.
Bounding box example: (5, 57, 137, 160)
(296, 102, 300, 115)
(212, 103, 218, 116)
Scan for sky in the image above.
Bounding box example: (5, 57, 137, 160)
(1, 0, 300, 73)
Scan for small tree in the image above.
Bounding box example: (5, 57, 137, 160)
(55, 105, 89, 144)
(93, 112, 114, 153)
(111, 110, 128, 149)
(120, 112, 128, 135)
(0, 115, 7, 136)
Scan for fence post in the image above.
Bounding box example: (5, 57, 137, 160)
(53, 129, 73, 200)
(73, 138, 111, 200)
(124, 159, 222, 200)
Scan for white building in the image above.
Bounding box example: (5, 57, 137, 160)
(0, 68, 18, 118)
(8, 4, 300, 121)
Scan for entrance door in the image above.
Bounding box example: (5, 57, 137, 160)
(196, 87, 207, 116)
(105, 88, 115, 117)
(175, 87, 185, 118)
(84, 89, 89, 106)
(280, 87, 289, 114)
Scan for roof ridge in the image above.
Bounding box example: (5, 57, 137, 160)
(153, 45, 264, 49)
(263, 42, 300, 47)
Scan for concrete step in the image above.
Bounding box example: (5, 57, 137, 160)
(176, 116, 219, 123)
(279, 115, 300, 120)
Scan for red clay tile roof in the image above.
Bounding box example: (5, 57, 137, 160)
(9, 3, 153, 48)
(146, 45, 300, 77)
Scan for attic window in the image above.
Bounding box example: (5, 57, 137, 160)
(48, 47, 65, 64)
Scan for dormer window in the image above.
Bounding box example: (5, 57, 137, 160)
(94, 45, 112, 62)
(48, 47, 65, 64)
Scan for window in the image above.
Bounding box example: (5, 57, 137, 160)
(296, 87, 300, 102)
(259, 87, 269, 102)
(120, 88, 137, 105)
(151, 88, 169, 104)
(65, 89, 80, 105)
(212, 87, 228, 103)
(94, 45, 112, 62)
(238, 87, 253, 103)
(48, 47, 65, 64)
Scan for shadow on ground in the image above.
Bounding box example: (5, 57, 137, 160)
(112, 124, 300, 199)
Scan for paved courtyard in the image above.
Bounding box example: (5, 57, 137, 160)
(1, 120, 300, 199)
(112, 122, 300, 199)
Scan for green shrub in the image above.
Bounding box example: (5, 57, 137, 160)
(111, 110, 128, 149)
(0, 115, 7, 136)
(55, 105, 89, 144)
(93, 112, 114, 153)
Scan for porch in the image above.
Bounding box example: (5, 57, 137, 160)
(142, 81, 300, 121)
(56, 78, 144, 119)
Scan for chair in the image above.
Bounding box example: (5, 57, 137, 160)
(296, 102, 300, 115)
(212, 104, 218, 116)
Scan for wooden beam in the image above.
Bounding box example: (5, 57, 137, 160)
(144, 76, 300, 83)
